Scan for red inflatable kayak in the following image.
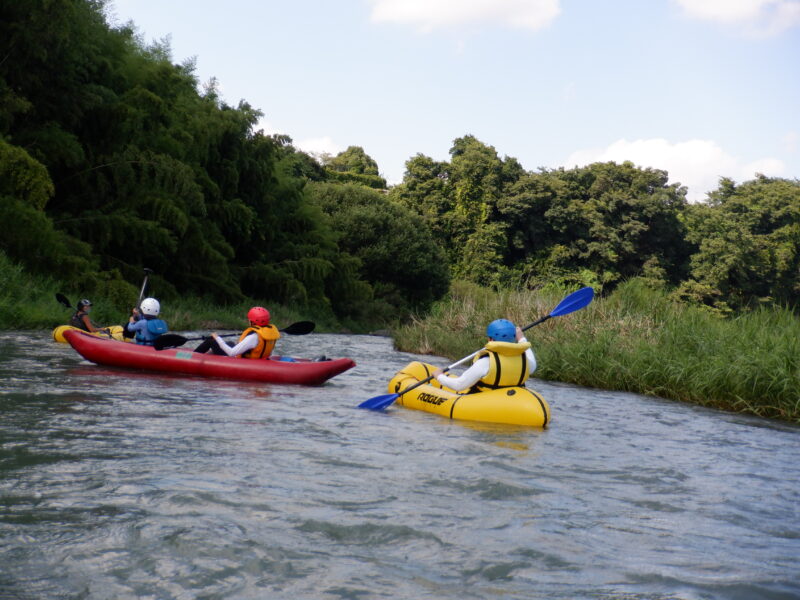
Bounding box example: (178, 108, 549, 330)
(63, 329, 356, 385)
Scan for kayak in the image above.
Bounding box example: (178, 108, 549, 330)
(388, 361, 550, 427)
(63, 329, 356, 385)
(53, 325, 129, 343)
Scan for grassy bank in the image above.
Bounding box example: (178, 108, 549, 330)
(392, 280, 800, 424)
(0, 252, 340, 333)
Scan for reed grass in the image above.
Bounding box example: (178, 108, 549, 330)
(393, 279, 800, 424)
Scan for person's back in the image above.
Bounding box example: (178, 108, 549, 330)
(433, 319, 537, 393)
(194, 306, 280, 358)
(126, 297, 168, 345)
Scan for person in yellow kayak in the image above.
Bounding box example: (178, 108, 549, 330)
(70, 299, 110, 334)
(193, 306, 280, 358)
(432, 319, 537, 393)
(125, 297, 169, 345)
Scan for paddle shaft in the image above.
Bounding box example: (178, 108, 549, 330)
(154, 321, 316, 350)
(136, 268, 153, 309)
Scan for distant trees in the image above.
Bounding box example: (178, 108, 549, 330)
(0, 0, 446, 323)
(391, 135, 799, 314)
(305, 182, 450, 318)
(676, 176, 800, 314)
(323, 146, 387, 189)
(392, 137, 692, 289)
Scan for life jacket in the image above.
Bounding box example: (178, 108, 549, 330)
(134, 317, 168, 345)
(70, 311, 90, 332)
(472, 340, 532, 391)
(239, 325, 280, 359)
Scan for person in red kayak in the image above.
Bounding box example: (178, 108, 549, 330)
(194, 306, 281, 358)
(125, 297, 169, 345)
(432, 319, 537, 393)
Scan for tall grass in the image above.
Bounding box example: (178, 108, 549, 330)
(393, 279, 800, 423)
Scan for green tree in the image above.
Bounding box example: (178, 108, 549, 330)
(307, 182, 450, 314)
(677, 175, 800, 313)
(327, 146, 380, 176)
(324, 146, 386, 189)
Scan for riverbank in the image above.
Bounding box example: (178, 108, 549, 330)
(391, 280, 800, 424)
(0, 253, 343, 333)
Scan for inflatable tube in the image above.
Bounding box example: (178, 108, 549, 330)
(63, 329, 355, 385)
(388, 361, 550, 427)
(53, 325, 128, 343)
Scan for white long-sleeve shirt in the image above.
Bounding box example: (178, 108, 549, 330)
(435, 337, 536, 392)
(212, 332, 259, 357)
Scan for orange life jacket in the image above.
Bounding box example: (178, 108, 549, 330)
(239, 325, 280, 359)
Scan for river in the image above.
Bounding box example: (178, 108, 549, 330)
(1, 331, 798, 600)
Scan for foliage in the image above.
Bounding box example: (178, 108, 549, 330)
(675, 176, 800, 313)
(391, 135, 523, 276)
(392, 138, 695, 296)
(0, 0, 432, 327)
(305, 182, 450, 316)
(0, 249, 328, 331)
(323, 146, 387, 189)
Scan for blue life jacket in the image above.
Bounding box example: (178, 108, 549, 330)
(133, 317, 168, 345)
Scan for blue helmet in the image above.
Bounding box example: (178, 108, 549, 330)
(486, 319, 516, 342)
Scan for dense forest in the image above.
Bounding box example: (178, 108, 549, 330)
(2, 0, 798, 327)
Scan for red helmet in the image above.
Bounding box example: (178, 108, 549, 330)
(247, 306, 271, 326)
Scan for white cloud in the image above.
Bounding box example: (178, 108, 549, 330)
(565, 138, 785, 202)
(673, 0, 800, 36)
(368, 0, 560, 32)
(295, 136, 343, 158)
(255, 119, 282, 136)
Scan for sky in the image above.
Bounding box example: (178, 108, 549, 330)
(108, 0, 799, 201)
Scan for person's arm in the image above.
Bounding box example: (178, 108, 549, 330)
(212, 332, 259, 357)
(80, 313, 100, 332)
(126, 319, 146, 334)
(516, 327, 537, 374)
(433, 357, 490, 392)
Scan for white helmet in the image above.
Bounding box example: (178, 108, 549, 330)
(140, 297, 160, 316)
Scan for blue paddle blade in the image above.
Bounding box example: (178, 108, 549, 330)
(358, 393, 399, 411)
(549, 286, 594, 317)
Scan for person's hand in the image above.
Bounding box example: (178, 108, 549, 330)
(432, 368, 443, 378)
(515, 326, 524, 342)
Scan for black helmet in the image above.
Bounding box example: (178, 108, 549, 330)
(77, 299, 92, 310)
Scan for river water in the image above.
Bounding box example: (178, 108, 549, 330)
(0, 331, 798, 600)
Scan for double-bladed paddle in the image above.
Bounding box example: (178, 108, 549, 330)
(55, 292, 73, 310)
(357, 286, 595, 411)
(153, 320, 316, 351)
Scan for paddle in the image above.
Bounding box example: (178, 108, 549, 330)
(153, 320, 317, 351)
(358, 286, 595, 411)
(56, 292, 73, 310)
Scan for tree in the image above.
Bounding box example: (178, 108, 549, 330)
(306, 182, 450, 314)
(676, 176, 800, 313)
(325, 146, 386, 189)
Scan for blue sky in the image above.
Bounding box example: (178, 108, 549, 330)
(109, 0, 799, 201)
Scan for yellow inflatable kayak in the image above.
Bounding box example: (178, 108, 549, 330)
(52, 325, 129, 343)
(388, 361, 550, 427)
